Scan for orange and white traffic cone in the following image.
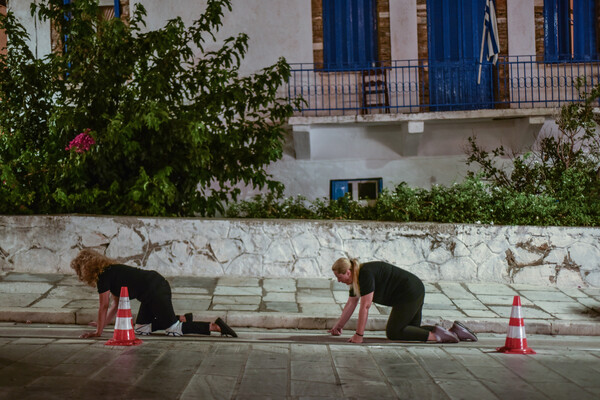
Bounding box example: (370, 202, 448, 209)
(105, 286, 143, 346)
(496, 295, 535, 354)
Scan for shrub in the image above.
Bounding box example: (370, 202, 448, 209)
(0, 0, 296, 216)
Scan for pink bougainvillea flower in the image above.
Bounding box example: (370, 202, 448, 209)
(65, 129, 96, 153)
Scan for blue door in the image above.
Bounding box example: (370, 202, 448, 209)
(427, 0, 494, 110)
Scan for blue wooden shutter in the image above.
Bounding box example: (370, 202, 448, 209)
(544, 0, 559, 61)
(545, 0, 598, 61)
(322, 0, 377, 70)
(573, 0, 597, 61)
(557, 0, 571, 59)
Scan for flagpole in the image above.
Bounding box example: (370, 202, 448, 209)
(477, 0, 488, 85)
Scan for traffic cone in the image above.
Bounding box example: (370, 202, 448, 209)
(105, 286, 143, 346)
(496, 295, 535, 354)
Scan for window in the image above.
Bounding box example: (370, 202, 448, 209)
(330, 178, 382, 205)
(544, 0, 598, 61)
(56, 1, 122, 55)
(99, 0, 121, 19)
(63, 0, 121, 19)
(322, 0, 378, 70)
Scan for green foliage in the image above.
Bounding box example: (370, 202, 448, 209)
(0, 0, 296, 216)
(463, 80, 600, 226)
(226, 174, 600, 226)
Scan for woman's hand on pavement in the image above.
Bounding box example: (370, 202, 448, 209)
(348, 334, 363, 343)
(80, 331, 100, 339)
(328, 326, 342, 336)
(88, 321, 98, 327)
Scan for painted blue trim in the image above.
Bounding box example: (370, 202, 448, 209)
(545, 0, 597, 62)
(322, 0, 377, 70)
(330, 178, 383, 201)
(114, 0, 121, 18)
(427, 0, 493, 111)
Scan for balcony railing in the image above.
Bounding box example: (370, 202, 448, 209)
(287, 56, 600, 116)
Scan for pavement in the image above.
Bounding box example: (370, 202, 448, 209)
(0, 271, 599, 336)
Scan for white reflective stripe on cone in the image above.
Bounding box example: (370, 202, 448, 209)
(115, 317, 133, 330)
(510, 306, 523, 320)
(119, 298, 131, 309)
(507, 325, 526, 339)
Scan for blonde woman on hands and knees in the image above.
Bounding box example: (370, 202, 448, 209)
(70, 249, 237, 339)
(329, 257, 477, 343)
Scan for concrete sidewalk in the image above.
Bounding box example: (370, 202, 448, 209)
(0, 271, 599, 336)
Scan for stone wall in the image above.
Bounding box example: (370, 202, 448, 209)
(1, 216, 599, 287)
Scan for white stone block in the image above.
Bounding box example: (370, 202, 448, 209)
(407, 262, 440, 281)
(374, 237, 422, 266)
(344, 239, 375, 260)
(583, 270, 600, 287)
(545, 248, 567, 264)
(555, 268, 585, 288)
(315, 226, 344, 249)
(263, 239, 295, 264)
(292, 258, 321, 277)
(438, 258, 478, 281)
(426, 245, 452, 265)
(291, 232, 321, 258)
(187, 253, 223, 276)
(569, 242, 600, 270)
(476, 254, 509, 282)
(512, 264, 556, 286)
(106, 227, 145, 258)
(226, 254, 262, 276)
(208, 238, 243, 264)
(80, 232, 110, 248)
(452, 240, 471, 257)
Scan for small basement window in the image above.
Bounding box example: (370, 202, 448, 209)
(330, 178, 383, 205)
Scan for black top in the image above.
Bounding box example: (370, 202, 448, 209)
(350, 261, 424, 306)
(97, 264, 165, 302)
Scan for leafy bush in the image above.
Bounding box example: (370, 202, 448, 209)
(0, 0, 296, 216)
(225, 176, 599, 226)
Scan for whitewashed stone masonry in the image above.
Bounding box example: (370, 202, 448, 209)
(0, 216, 599, 287)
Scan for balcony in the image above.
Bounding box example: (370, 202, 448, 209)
(287, 56, 600, 117)
(285, 56, 600, 161)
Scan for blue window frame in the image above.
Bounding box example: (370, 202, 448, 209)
(63, 1, 121, 18)
(330, 178, 382, 201)
(322, 0, 378, 70)
(544, 0, 597, 61)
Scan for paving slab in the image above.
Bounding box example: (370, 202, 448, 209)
(0, 273, 598, 336)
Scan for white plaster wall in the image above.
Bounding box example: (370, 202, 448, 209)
(1, 215, 598, 288)
(257, 117, 556, 200)
(507, 0, 536, 56)
(8, 0, 52, 58)
(13, 1, 313, 76)
(131, 0, 313, 76)
(389, 0, 418, 60)
(264, 154, 472, 199)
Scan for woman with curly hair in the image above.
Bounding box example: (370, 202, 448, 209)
(329, 257, 477, 344)
(71, 249, 237, 339)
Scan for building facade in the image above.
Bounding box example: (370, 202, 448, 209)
(5, 0, 600, 201)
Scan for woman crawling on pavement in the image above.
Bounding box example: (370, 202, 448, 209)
(71, 249, 237, 339)
(329, 257, 477, 344)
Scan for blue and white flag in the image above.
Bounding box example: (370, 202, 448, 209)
(478, 0, 500, 84)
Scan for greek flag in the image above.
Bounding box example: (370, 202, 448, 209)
(477, 0, 500, 84)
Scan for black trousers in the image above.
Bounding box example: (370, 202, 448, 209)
(135, 279, 209, 335)
(385, 292, 433, 342)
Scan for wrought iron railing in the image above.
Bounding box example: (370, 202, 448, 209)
(287, 56, 600, 116)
